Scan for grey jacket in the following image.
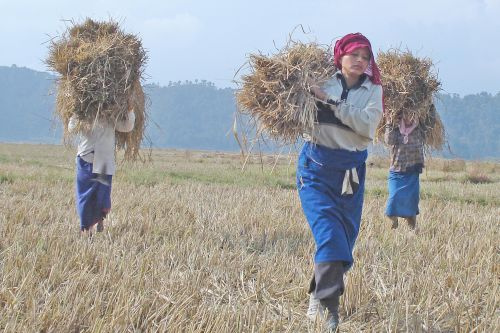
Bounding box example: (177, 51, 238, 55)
(305, 72, 383, 151)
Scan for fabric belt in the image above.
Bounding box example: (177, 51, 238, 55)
(341, 168, 359, 195)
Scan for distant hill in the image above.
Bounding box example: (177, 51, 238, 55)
(144, 80, 240, 151)
(0, 65, 57, 143)
(0, 65, 498, 160)
(436, 93, 500, 160)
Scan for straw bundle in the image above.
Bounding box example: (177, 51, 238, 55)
(376, 49, 444, 150)
(236, 42, 336, 144)
(46, 18, 147, 160)
(115, 79, 145, 160)
(420, 103, 445, 150)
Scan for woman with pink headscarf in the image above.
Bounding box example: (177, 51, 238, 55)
(296, 33, 383, 330)
(384, 112, 425, 231)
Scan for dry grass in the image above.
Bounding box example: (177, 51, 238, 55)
(376, 49, 445, 151)
(235, 42, 336, 145)
(46, 18, 148, 160)
(0, 143, 498, 332)
(462, 171, 493, 184)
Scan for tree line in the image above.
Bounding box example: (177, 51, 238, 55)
(0, 65, 498, 160)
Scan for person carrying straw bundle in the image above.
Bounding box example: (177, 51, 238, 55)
(376, 50, 443, 232)
(46, 19, 146, 236)
(297, 33, 383, 331)
(68, 109, 135, 235)
(384, 113, 425, 231)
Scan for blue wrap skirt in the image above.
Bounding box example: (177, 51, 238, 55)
(296, 142, 367, 269)
(385, 170, 420, 217)
(76, 156, 112, 231)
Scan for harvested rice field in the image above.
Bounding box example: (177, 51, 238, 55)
(0, 143, 498, 332)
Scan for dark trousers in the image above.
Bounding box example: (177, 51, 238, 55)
(309, 261, 345, 312)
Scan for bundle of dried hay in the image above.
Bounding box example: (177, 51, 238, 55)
(115, 79, 146, 160)
(376, 49, 444, 150)
(235, 41, 336, 145)
(46, 18, 147, 160)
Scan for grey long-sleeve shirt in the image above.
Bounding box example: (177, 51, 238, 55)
(68, 112, 135, 175)
(305, 72, 383, 151)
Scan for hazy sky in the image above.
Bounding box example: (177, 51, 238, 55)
(1, 0, 499, 96)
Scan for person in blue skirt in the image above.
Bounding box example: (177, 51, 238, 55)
(298, 32, 383, 330)
(69, 110, 135, 236)
(384, 114, 425, 231)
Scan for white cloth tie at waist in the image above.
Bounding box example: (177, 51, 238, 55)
(342, 168, 359, 195)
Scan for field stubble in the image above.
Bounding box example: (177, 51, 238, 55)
(0, 144, 498, 332)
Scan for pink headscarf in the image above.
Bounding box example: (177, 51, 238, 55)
(333, 33, 382, 85)
(399, 118, 418, 144)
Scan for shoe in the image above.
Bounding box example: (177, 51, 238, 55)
(405, 216, 417, 230)
(306, 293, 325, 321)
(325, 310, 339, 331)
(388, 216, 399, 229)
(80, 228, 94, 239)
(320, 297, 340, 332)
(96, 220, 104, 232)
